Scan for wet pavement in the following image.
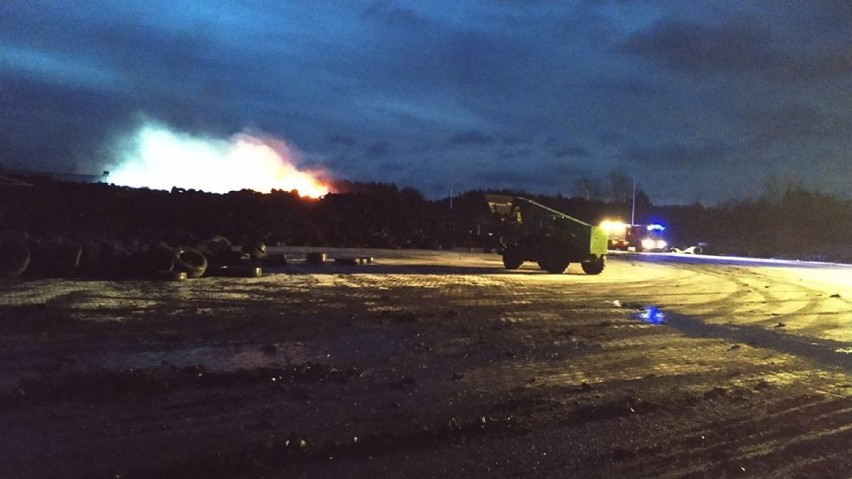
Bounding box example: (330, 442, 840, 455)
(0, 248, 850, 478)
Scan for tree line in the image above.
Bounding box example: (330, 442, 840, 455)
(1, 173, 850, 262)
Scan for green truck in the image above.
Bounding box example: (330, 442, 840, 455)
(486, 194, 608, 274)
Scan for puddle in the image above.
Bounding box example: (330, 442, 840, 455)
(79, 330, 407, 372)
(633, 305, 665, 324)
(87, 342, 321, 371)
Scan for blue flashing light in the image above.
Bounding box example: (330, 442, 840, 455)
(646, 224, 666, 232)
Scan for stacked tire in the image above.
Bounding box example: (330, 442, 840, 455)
(0, 233, 271, 280)
(0, 237, 30, 279)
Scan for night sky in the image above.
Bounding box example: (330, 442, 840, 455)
(2, 1, 850, 204)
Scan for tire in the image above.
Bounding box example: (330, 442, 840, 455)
(25, 240, 82, 278)
(60, 242, 83, 277)
(262, 253, 288, 265)
(174, 247, 208, 278)
(77, 240, 103, 278)
(581, 256, 606, 275)
(206, 265, 262, 277)
(541, 255, 569, 274)
(242, 240, 267, 260)
(502, 246, 523, 269)
(306, 252, 327, 265)
(206, 235, 232, 249)
(141, 244, 176, 277)
(0, 238, 31, 279)
(157, 270, 188, 282)
(109, 250, 133, 279)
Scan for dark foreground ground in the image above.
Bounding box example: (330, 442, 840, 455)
(0, 248, 850, 478)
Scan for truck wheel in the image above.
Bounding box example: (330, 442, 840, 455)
(502, 246, 523, 269)
(541, 257, 569, 274)
(581, 257, 606, 275)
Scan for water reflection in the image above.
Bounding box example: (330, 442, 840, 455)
(635, 305, 665, 324)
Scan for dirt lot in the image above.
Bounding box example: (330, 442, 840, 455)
(1, 248, 850, 478)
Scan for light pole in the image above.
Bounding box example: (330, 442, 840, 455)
(631, 176, 636, 225)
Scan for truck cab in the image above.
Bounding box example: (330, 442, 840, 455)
(600, 220, 668, 252)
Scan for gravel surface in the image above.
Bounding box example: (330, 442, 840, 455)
(1, 248, 850, 478)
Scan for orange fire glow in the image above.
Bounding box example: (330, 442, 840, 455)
(108, 121, 331, 197)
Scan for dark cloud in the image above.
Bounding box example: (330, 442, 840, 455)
(328, 134, 357, 146)
(1, 0, 850, 203)
(597, 132, 626, 145)
(620, 13, 852, 82)
(592, 78, 665, 97)
(360, 1, 428, 28)
(621, 142, 733, 170)
(619, 18, 773, 74)
(446, 130, 496, 146)
(500, 135, 531, 146)
(552, 147, 589, 159)
(0, 76, 132, 172)
(469, 159, 591, 196)
(741, 104, 837, 145)
(365, 141, 390, 159)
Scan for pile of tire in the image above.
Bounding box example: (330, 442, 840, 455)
(0, 236, 31, 279)
(0, 233, 264, 281)
(200, 236, 264, 278)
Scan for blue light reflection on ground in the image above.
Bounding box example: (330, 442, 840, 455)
(635, 305, 665, 324)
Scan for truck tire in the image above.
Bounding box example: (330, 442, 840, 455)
(502, 246, 523, 269)
(581, 257, 606, 275)
(174, 247, 208, 278)
(541, 256, 569, 274)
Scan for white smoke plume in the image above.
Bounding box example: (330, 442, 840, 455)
(107, 121, 330, 197)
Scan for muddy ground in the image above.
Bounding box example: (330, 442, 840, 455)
(0, 248, 850, 478)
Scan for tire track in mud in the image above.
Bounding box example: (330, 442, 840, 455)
(662, 312, 852, 370)
(658, 264, 768, 317)
(474, 374, 852, 479)
(431, 263, 851, 477)
(673, 264, 841, 329)
(641, 393, 852, 479)
(613, 263, 852, 371)
(2, 251, 850, 478)
(743, 267, 852, 342)
(113, 413, 526, 479)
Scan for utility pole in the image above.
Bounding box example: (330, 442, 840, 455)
(631, 176, 636, 226)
